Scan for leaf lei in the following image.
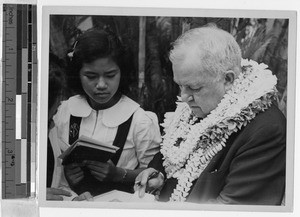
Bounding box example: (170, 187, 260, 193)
(160, 59, 278, 202)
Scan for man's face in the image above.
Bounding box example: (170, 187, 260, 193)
(173, 61, 228, 119)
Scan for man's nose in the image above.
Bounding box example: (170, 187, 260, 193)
(180, 87, 192, 102)
(96, 77, 107, 89)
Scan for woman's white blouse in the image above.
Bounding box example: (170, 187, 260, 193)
(49, 95, 161, 190)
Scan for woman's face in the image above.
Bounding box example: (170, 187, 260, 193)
(79, 57, 121, 108)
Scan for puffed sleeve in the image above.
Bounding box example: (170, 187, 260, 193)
(51, 100, 72, 146)
(132, 109, 162, 168)
(52, 100, 70, 127)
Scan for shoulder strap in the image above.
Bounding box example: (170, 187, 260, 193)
(111, 114, 134, 165)
(69, 115, 82, 145)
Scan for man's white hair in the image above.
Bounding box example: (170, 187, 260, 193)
(169, 25, 242, 80)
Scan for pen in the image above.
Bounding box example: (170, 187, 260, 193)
(135, 171, 159, 187)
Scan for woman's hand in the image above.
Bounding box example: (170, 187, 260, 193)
(64, 163, 84, 186)
(72, 191, 94, 201)
(46, 188, 72, 200)
(134, 168, 164, 198)
(84, 160, 123, 182)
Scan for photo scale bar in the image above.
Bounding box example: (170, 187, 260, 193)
(21, 4, 29, 190)
(15, 4, 27, 197)
(29, 4, 37, 196)
(2, 4, 37, 198)
(27, 5, 33, 193)
(2, 4, 17, 199)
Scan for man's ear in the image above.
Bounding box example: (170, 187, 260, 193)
(224, 70, 235, 91)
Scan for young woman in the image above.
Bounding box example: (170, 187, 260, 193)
(48, 29, 161, 199)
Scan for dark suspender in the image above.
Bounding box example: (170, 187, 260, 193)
(69, 115, 82, 145)
(111, 115, 133, 165)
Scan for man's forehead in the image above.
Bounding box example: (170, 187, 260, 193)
(173, 71, 207, 86)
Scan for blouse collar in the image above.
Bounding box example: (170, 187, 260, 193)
(68, 95, 140, 127)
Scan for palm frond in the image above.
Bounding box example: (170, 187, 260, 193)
(251, 37, 272, 61)
(240, 23, 274, 61)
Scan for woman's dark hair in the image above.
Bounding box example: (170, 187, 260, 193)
(66, 29, 129, 97)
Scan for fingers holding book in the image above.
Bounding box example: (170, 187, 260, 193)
(72, 191, 94, 201)
(64, 163, 84, 186)
(64, 160, 123, 184)
(84, 160, 119, 182)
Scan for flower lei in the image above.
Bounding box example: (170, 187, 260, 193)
(160, 59, 278, 202)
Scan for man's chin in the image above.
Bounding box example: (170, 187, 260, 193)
(193, 113, 205, 119)
(190, 108, 205, 118)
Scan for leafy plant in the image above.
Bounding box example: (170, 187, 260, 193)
(49, 16, 288, 122)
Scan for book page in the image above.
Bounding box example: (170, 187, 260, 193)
(93, 190, 156, 202)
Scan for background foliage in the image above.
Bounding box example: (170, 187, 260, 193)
(49, 15, 288, 124)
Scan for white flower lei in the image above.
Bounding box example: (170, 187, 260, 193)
(160, 59, 278, 202)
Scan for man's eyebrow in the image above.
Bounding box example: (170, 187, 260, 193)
(173, 79, 204, 87)
(189, 82, 204, 87)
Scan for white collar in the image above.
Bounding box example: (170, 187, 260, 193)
(68, 95, 140, 127)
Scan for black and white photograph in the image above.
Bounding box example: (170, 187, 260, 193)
(38, 5, 296, 212)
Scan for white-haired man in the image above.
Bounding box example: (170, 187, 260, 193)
(135, 26, 286, 205)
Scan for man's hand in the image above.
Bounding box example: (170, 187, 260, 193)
(64, 163, 84, 186)
(72, 191, 94, 201)
(134, 168, 164, 198)
(46, 188, 72, 200)
(85, 160, 121, 182)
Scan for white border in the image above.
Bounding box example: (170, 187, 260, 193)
(38, 4, 296, 213)
(0, 1, 299, 217)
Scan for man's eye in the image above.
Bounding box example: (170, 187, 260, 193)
(189, 86, 202, 92)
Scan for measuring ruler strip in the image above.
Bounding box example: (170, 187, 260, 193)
(2, 3, 37, 199)
(30, 4, 37, 195)
(2, 4, 17, 198)
(27, 4, 32, 196)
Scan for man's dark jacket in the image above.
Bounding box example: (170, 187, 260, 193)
(149, 104, 286, 205)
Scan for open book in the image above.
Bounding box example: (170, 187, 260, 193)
(59, 135, 119, 165)
(93, 190, 156, 202)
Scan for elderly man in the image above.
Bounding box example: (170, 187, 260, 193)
(134, 26, 286, 205)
